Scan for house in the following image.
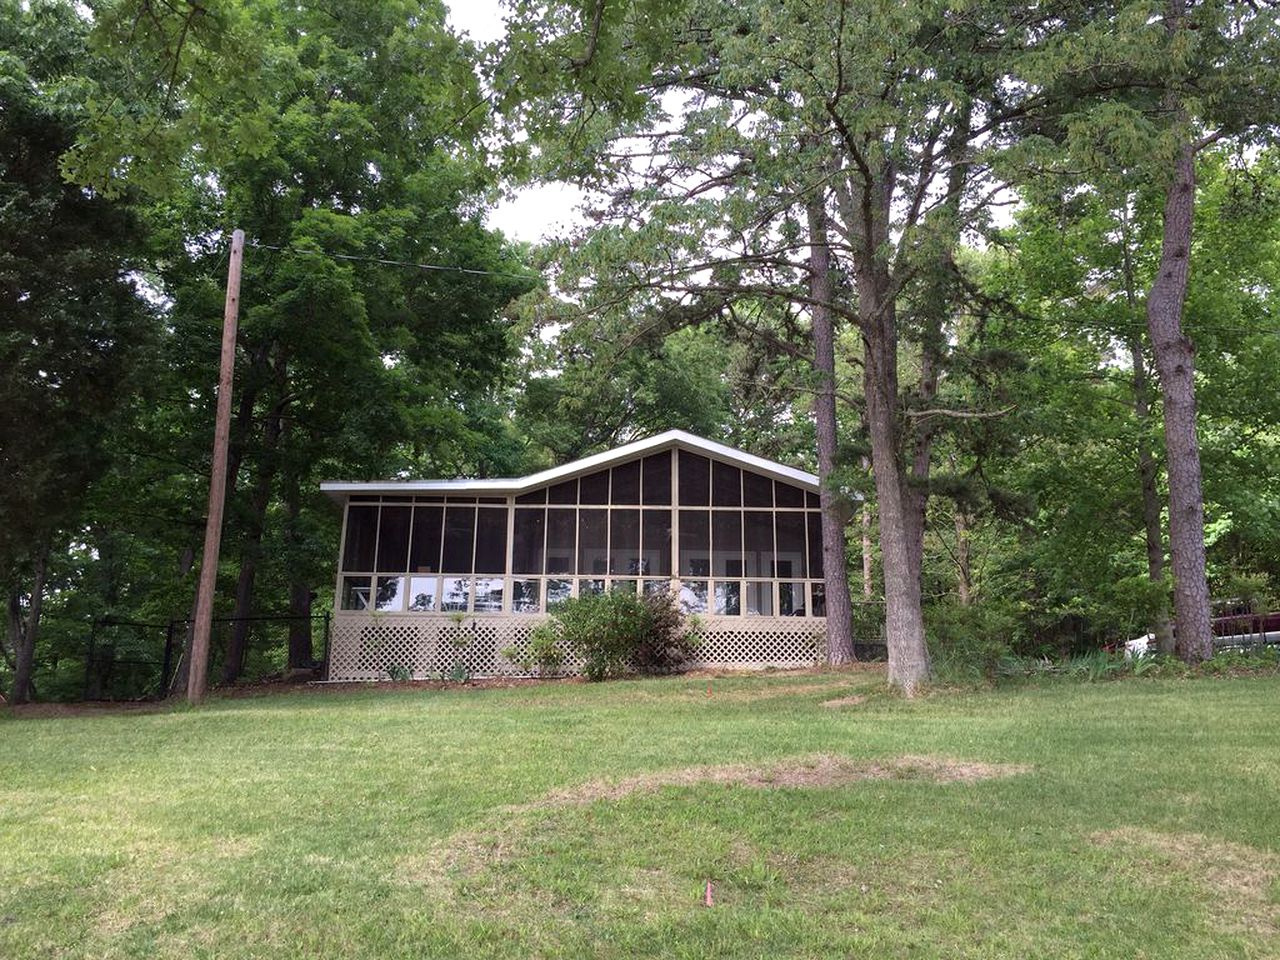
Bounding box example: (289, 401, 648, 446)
(320, 430, 829, 680)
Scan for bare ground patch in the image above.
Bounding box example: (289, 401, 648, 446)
(1094, 828, 1280, 936)
(822, 694, 868, 708)
(527, 753, 1029, 807)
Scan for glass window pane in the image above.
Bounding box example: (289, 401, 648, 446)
(679, 581, 708, 614)
(775, 512, 807, 578)
(612, 579, 637, 595)
(642, 452, 671, 505)
(408, 576, 438, 612)
(442, 507, 476, 573)
(474, 508, 508, 575)
(474, 577, 504, 612)
(678, 451, 710, 506)
(512, 508, 546, 575)
(712, 461, 742, 506)
(441, 577, 470, 612)
(807, 511, 825, 581)
(642, 509, 672, 576)
(341, 575, 372, 610)
(581, 578, 606, 597)
(342, 505, 378, 571)
(611, 460, 640, 504)
(409, 505, 442, 573)
(744, 510, 773, 577)
(807, 491, 821, 508)
(578, 509, 608, 575)
(375, 576, 405, 611)
(376, 506, 412, 572)
(779, 581, 806, 616)
(609, 509, 641, 575)
(746, 582, 773, 616)
(579, 469, 610, 504)
(679, 509, 710, 577)
(546, 578, 573, 606)
(545, 510, 576, 574)
(775, 481, 805, 508)
(714, 581, 741, 615)
(642, 579, 670, 596)
(712, 510, 742, 577)
(743, 471, 773, 507)
(811, 582, 827, 617)
(512, 580, 541, 613)
(548, 479, 577, 504)
(515, 488, 546, 504)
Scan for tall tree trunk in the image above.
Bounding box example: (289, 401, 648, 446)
(1146, 5, 1212, 661)
(861, 288, 932, 694)
(860, 457, 874, 599)
(1129, 334, 1176, 653)
(806, 199, 856, 665)
(8, 551, 47, 705)
(283, 469, 314, 671)
(954, 507, 973, 606)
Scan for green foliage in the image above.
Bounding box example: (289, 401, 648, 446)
(536, 589, 698, 682)
(926, 602, 1016, 683)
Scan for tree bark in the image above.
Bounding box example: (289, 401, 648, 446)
(860, 457, 874, 599)
(1129, 334, 1176, 653)
(8, 551, 47, 705)
(954, 507, 973, 606)
(1146, 3, 1213, 662)
(284, 466, 314, 670)
(806, 199, 856, 665)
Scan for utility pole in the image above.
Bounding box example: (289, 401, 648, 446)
(188, 228, 245, 704)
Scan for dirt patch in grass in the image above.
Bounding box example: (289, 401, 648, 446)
(527, 754, 1029, 808)
(822, 694, 868, 708)
(1094, 828, 1280, 935)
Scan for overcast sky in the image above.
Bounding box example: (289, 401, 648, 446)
(445, 0, 588, 245)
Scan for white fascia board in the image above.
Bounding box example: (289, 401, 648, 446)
(319, 430, 821, 500)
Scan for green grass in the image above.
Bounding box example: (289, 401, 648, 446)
(2, 670, 1279, 959)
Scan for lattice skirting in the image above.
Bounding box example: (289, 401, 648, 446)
(326, 613, 828, 681)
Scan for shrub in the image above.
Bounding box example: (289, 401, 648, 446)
(540, 588, 699, 682)
(926, 601, 1016, 683)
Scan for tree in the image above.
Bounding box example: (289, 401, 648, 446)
(0, 1, 155, 702)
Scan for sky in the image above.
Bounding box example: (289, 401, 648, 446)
(445, 0, 587, 245)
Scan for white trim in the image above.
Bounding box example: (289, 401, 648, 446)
(320, 430, 822, 500)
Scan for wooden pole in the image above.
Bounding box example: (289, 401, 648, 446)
(188, 228, 245, 705)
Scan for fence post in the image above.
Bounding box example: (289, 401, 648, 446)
(159, 620, 177, 699)
(83, 619, 98, 701)
(322, 612, 331, 681)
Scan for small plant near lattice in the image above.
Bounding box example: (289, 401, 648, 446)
(385, 663, 410, 682)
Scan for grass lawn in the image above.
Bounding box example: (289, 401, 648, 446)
(2, 669, 1278, 959)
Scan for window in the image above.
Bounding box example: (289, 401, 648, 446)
(579, 469, 610, 504)
(514, 488, 546, 504)
(811, 582, 827, 617)
(441, 577, 469, 611)
(746, 582, 773, 616)
(715, 581, 741, 615)
(680, 581, 708, 614)
(743, 510, 773, 577)
(341, 575, 372, 610)
(548, 478, 577, 504)
(775, 512, 807, 579)
(711, 510, 741, 577)
(547, 578, 573, 606)
(807, 511, 825, 581)
(779, 581, 805, 616)
(342, 505, 378, 571)
(375, 576, 405, 611)
(474, 578, 504, 612)
(512, 580, 540, 613)
(408, 577, 438, 612)
(642, 509, 672, 576)
(743, 470, 773, 507)
(775, 481, 805, 508)
(512, 508, 545, 575)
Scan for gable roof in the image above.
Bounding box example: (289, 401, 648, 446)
(319, 429, 819, 500)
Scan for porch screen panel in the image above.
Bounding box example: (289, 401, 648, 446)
(512, 508, 545, 575)
(775, 480, 805, 508)
(807, 511, 825, 580)
(742, 470, 773, 507)
(642, 509, 672, 576)
(376, 505, 411, 572)
(408, 505, 442, 573)
(743, 510, 773, 577)
(679, 509, 710, 577)
(474, 508, 508, 575)
(641, 452, 671, 505)
(611, 460, 640, 504)
(442, 506, 476, 573)
(545, 510, 576, 574)
(775, 512, 807, 579)
(609, 509, 641, 575)
(679, 452, 710, 506)
(712, 462, 741, 506)
(342, 505, 378, 571)
(578, 509, 607, 575)
(711, 510, 742, 577)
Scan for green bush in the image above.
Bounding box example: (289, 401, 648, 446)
(926, 601, 1016, 682)
(538, 589, 699, 682)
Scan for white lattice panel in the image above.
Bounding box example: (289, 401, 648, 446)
(327, 613, 827, 681)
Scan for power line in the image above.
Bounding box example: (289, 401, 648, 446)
(245, 240, 540, 283)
